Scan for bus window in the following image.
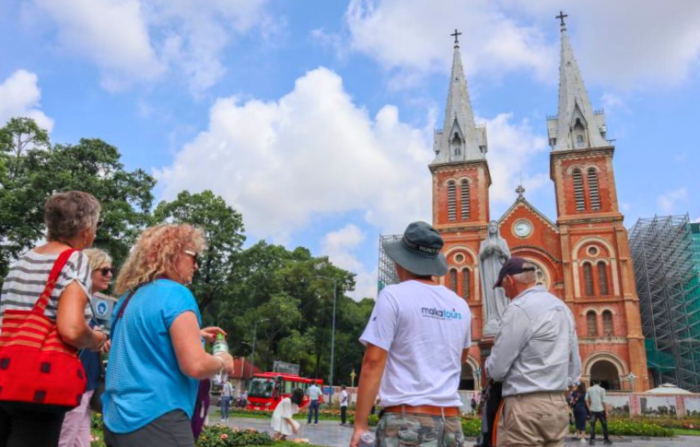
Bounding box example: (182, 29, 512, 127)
(249, 378, 275, 399)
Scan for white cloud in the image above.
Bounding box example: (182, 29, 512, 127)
(320, 224, 377, 300)
(479, 113, 549, 203)
(504, 0, 700, 88)
(344, 0, 555, 85)
(30, 0, 272, 93)
(657, 188, 688, 215)
(0, 70, 54, 131)
(343, 0, 700, 89)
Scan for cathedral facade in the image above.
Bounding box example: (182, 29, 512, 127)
(431, 21, 649, 392)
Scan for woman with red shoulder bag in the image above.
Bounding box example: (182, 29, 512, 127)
(0, 191, 108, 447)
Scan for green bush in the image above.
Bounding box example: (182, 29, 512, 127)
(570, 418, 674, 437)
(460, 418, 481, 437)
(197, 425, 274, 447)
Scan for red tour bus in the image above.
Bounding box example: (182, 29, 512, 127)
(246, 372, 324, 411)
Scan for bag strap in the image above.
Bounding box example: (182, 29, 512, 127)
(113, 289, 137, 328)
(33, 249, 76, 314)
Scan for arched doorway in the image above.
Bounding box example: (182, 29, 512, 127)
(590, 360, 621, 390)
(460, 362, 475, 390)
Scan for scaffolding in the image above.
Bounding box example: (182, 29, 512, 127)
(377, 234, 401, 293)
(629, 215, 700, 392)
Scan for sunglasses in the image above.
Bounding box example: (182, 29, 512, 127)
(95, 267, 114, 276)
(184, 250, 199, 265)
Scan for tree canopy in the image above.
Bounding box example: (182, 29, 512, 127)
(0, 117, 375, 384)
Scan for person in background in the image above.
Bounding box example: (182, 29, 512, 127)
(306, 382, 322, 425)
(340, 386, 349, 426)
(221, 379, 234, 422)
(570, 382, 589, 443)
(271, 389, 305, 440)
(586, 380, 612, 445)
(59, 248, 114, 447)
(102, 224, 234, 447)
(0, 191, 108, 447)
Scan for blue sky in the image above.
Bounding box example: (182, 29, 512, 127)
(2, 0, 699, 299)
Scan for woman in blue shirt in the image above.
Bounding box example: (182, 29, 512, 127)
(102, 224, 234, 447)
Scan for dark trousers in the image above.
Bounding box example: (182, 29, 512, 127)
(105, 410, 194, 447)
(0, 403, 66, 447)
(307, 400, 319, 424)
(590, 411, 610, 441)
(221, 396, 232, 419)
(341, 406, 347, 424)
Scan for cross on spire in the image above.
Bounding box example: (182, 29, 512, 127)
(556, 11, 568, 29)
(451, 29, 462, 47)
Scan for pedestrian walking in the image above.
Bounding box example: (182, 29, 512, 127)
(221, 379, 234, 421)
(59, 248, 115, 447)
(350, 221, 472, 447)
(102, 224, 234, 447)
(485, 257, 582, 447)
(340, 386, 349, 426)
(587, 380, 612, 445)
(306, 382, 322, 424)
(570, 383, 589, 442)
(0, 191, 107, 447)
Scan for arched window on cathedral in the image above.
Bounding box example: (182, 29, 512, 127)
(452, 133, 462, 157)
(587, 311, 598, 336)
(461, 179, 470, 220)
(597, 262, 609, 295)
(572, 168, 585, 211)
(449, 269, 458, 293)
(462, 268, 470, 300)
(602, 310, 614, 336)
(447, 181, 457, 221)
(587, 168, 601, 211)
(583, 263, 594, 296)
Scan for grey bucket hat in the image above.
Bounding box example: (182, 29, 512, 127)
(383, 221, 449, 277)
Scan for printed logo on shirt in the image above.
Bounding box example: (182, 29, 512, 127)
(421, 307, 462, 320)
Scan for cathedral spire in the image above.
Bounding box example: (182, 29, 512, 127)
(432, 30, 487, 165)
(548, 12, 608, 151)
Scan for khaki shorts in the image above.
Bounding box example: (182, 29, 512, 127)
(375, 412, 465, 447)
(495, 392, 568, 447)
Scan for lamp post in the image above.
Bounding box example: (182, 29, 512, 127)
(249, 318, 269, 378)
(314, 276, 338, 393)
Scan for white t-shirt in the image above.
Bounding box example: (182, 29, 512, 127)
(360, 280, 472, 408)
(340, 390, 348, 407)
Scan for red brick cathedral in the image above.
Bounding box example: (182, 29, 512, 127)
(431, 22, 649, 391)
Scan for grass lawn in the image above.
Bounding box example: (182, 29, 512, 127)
(672, 428, 700, 436)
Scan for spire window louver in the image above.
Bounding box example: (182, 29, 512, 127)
(602, 311, 613, 336)
(447, 181, 457, 221)
(587, 311, 598, 336)
(587, 168, 601, 210)
(597, 262, 609, 295)
(572, 168, 585, 211)
(460, 180, 470, 220)
(462, 269, 470, 300)
(449, 269, 458, 293)
(583, 263, 594, 296)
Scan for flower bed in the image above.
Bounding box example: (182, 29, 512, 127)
(197, 425, 274, 447)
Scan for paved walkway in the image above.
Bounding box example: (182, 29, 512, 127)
(215, 416, 698, 447)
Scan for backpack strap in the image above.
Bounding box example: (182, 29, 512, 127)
(33, 249, 76, 314)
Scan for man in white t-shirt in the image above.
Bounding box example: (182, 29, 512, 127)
(340, 386, 349, 426)
(350, 221, 472, 447)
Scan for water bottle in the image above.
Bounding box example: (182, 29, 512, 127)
(212, 333, 228, 355)
(359, 431, 375, 447)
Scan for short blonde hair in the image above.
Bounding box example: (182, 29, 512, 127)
(83, 248, 113, 271)
(114, 224, 206, 296)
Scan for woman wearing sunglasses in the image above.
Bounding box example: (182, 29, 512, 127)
(59, 248, 113, 447)
(102, 224, 234, 447)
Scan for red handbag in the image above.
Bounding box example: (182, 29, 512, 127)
(0, 249, 87, 408)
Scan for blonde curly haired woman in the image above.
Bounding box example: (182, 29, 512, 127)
(102, 224, 234, 447)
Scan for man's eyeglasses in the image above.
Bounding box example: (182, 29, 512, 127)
(95, 267, 114, 277)
(184, 250, 199, 265)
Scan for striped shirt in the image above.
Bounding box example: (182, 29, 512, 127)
(0, 250, 93, 332)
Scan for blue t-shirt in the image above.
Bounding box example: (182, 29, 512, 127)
(102, 279, 201, 433)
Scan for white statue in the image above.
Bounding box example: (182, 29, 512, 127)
(479, 220, 511, 336)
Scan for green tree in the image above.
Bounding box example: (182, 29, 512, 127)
(154, 190, 245, 321)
